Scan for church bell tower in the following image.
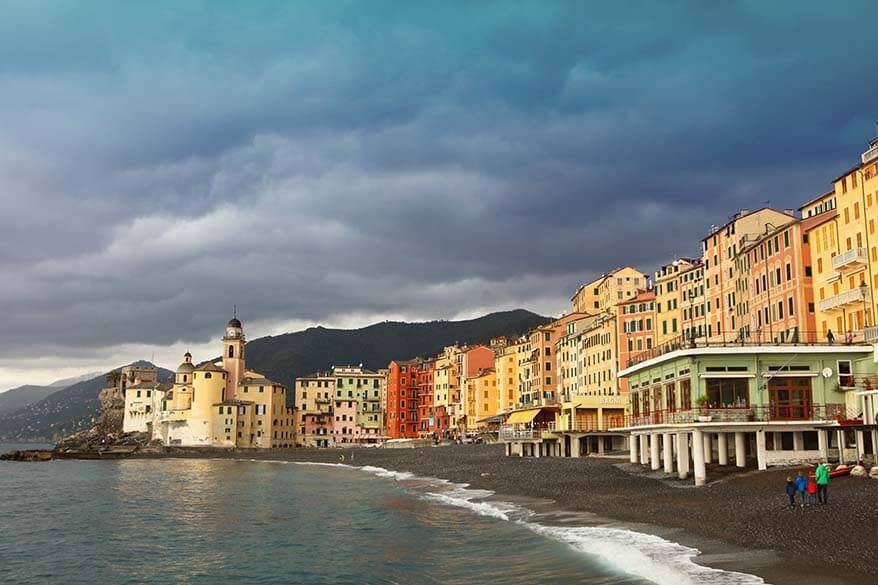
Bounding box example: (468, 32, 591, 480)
(222, 311, 246, 401)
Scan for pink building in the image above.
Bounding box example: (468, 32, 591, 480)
(740, 215, 820, 342)
(331, 399, 359, 444)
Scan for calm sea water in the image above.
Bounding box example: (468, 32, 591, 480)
(0, 454, 763, 585)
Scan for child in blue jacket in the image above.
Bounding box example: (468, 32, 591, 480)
(794, 471, 808, 507)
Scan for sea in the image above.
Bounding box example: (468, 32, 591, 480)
(0, 448, 765, 585)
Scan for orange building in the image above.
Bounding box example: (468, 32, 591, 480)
(737, 215, 820, 342)
(702, 208, 796, 341)
(416, 359, 438, 437)
(617, 289, 656, 372)
(385, 359, 421, 439)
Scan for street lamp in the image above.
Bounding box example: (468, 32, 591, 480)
(687, 290, 696, 347)
(860, 280, 871, 329)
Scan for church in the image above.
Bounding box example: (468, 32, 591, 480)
(123, 316, 295, 448)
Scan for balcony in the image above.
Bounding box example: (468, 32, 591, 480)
(608, 404, 852, 429)
(862, 141, 878, 165)
(499, 426, 543, 441)
(831, 248, 868, 273)
(818, 286, 868, 313)
(865, 326, 878, 343)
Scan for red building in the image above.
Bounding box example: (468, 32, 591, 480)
(386, 359, 421, 439)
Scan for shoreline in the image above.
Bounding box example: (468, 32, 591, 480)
(6, 443, 875, 584)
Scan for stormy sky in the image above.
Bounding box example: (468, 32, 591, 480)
(1, 1, 876, 390)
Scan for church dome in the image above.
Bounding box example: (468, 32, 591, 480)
(227, 317, 242, 328)
(177, 361, 195, 374)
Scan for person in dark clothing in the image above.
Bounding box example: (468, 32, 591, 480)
(784, 477, 797, 507)
(826, 329, 835, 345)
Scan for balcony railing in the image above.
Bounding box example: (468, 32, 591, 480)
(608, 404, 853, 429)
(862, 142, 878, 165)
(831, 247, 868, 272)
(864, 326, 878, 343)
(548, 418, 609, 432)
(499, 426, 543, 441)
(626, 329, 867, 368)
(818, 286, 868, 313)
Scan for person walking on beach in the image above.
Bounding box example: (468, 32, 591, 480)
(794, 471, 808, 507)
(784, 477, 797, 507)
(815, 460, 830, 504)
(806, 476, 817, 505)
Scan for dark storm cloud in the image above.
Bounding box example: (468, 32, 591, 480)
(1, 0, 876, 359)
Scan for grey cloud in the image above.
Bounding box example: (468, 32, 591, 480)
(0, 1, 876, 366)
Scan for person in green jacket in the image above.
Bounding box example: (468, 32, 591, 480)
(815, 460, 830, 504)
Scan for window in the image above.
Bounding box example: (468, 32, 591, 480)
(228, 345, 234, 358)
(706, 378, 749, 408)
(838, 361, 853, 387)
(679, 379, 691, 410)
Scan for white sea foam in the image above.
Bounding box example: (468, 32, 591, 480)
(332, 462, 765, 585)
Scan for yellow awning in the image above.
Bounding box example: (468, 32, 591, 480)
(506, 408, 542, 424)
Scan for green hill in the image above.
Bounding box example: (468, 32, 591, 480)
(243, 309, 550, 402)
(0, 362, 173, 442)
(0, 309, 549, 441)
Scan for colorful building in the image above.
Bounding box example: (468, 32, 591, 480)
(617, 341, 878, 485)
(386, 359, 421, 439)
(295, 371, 334, 447)
(149, 317, 293, 448)
(809, 139, 878, 342)
(702, 208, 796, 342)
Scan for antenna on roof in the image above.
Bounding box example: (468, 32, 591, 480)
(233, 304, 237, 318)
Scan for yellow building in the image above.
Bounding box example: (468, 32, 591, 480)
(494, 338, 523, 413)
(464, 368, 498, 430)
(157, 317, 293, 448)
(811, 137, 878, 341)
(654, 258, 699, 347)
(679, 260, 706, 342)
(295, 371, 335, 447)
(571, 266, 648, 314)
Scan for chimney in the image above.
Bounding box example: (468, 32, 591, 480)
(784, 208, 794, 216)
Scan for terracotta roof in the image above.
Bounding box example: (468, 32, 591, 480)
(195, 362, 226, 372)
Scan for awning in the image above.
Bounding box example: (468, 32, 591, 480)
(506, 408, 542, 424)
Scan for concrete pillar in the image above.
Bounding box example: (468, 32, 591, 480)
(872, 430, 878, 457)
(629, 435, 637, 463)
(717, 432, 729, 465)
(793, 432, 804, 452)
(692, 429, 706, 486)
(663, 432, 674, 473)
(677, 432, 690, 479)
(702, 432, 712, 464)
(756, 429, 767, 471)
(649, 433, 660, 471)
(734, 432, 746, 468)
(818, 430, 829, 460)
(505, 442, 511, 457)
(598, 437, 605, 455)
(837, 429, 845, 464)
(572, 436, 580, 458)
(535, 442, 541, 458)
(855, 430, 865, 461)
(639, 434, 649, 465)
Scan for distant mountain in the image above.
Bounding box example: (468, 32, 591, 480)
(0, 362, 173, 443)
(0, 385, 59, 416)
(243, 309, 550, 403)
(0, 309, 549, 441)
(0, 372, 103, 416)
